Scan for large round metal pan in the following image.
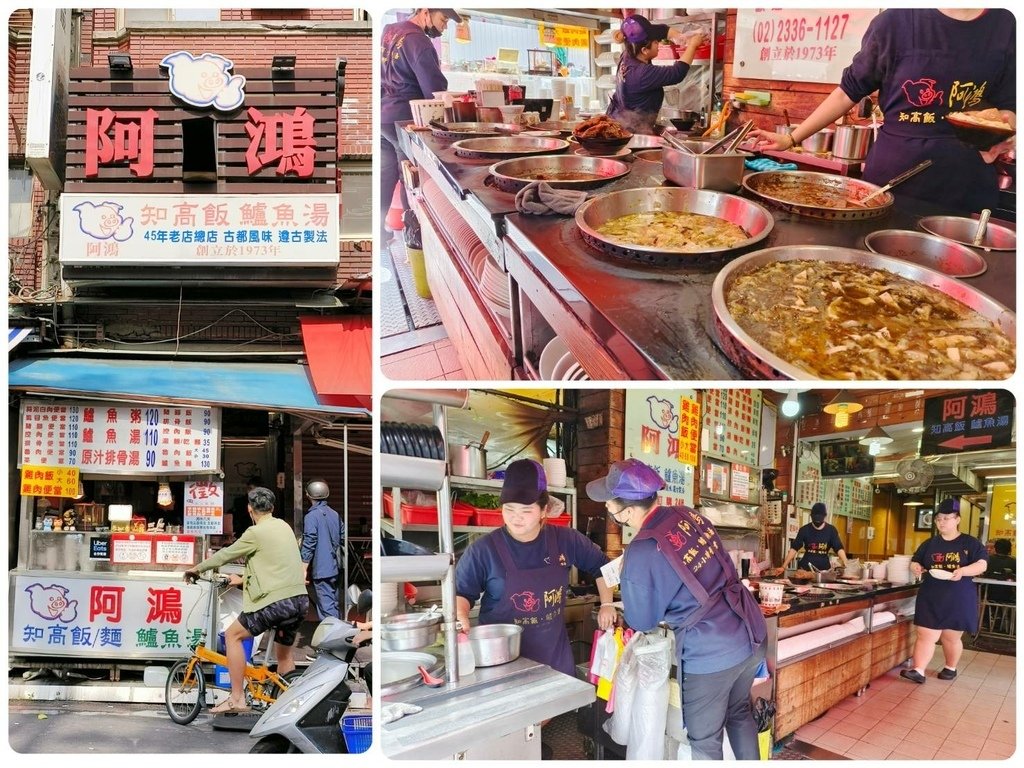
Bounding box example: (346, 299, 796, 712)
(742, 170, 894, 221)
(711, 245, 1016, 380)
(534, 119, 583, 134)
(575, 187, 775, 267)
(430, 122, 521, 141)
(488, 154, 630, 193)
(452, 136, 570, 159)
(918, 215, 1016, 252)
(380, 651, 445, 697)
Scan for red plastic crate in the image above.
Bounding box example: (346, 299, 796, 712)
(547, 515, 571, 527)
(399, 504, 472, 526)
(472, 509, 504, 527)
(382, 493, 395, 518)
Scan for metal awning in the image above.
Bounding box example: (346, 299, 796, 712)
(8, 356, 370, 419)
(8, 327, 32, 351)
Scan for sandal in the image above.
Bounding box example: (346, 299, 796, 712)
(210, 698, 249, 714)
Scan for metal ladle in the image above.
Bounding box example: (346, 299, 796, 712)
(973, 208, 992, 246)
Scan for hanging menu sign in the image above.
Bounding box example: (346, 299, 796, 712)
(920, 390, 1014, 456)
(183, 479, 225, 536)
(19, 465, 80, 498)
(19, 399, 221, 474)
(625, 389, 697, 508)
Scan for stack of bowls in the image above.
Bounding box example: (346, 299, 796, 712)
(886, 555, 913, 584)
(542, 458, 567, 487)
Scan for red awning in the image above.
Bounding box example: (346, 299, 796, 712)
(300, 315, 372, 411)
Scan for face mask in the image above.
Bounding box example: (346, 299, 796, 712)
(424, 17, 443, 38)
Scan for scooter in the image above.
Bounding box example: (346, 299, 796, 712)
(249, 591, 371, 753)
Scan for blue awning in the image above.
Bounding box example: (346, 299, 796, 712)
(8, 327, 32, 351)
(8, 357, 369, 418)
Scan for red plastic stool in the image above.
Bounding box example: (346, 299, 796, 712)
(385, 181, 405, 232)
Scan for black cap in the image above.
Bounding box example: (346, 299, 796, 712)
(430, 9, 463, 23)
(936, 498, 961, 517)
(811, 502, 827, 521)
(499, 459, 547, 505)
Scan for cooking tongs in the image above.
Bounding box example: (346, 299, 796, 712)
(700, 120, 755, 155)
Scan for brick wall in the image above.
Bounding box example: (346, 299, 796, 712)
(576, 390, 626, 559)
(7, 11, 32, 158)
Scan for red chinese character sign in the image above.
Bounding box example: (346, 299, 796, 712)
(84, 108, 158, 178)
(920, 390, 1014, 456)
(183, 479, 225, 536)
(19, 398, 221, 475)
(624, 389, 696, 508)
(245, 106, 317, 177)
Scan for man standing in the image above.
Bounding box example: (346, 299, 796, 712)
(380, 9, 461, 227)
(184, 487, 308, 713)
(301, 479, 342, 619)
(778, 502, 849, 573)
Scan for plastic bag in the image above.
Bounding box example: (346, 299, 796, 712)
(676, 725, 737, 760)
(403, 209, 422, 249)
(603, 630, 645, 744)
(626, 633, 672, 760)
(595, 627, 624, 701)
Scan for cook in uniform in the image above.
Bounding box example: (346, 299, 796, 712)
(455, 459, 616, 677)
(901, 498, 988, 683)
(778, 502, 848, 573)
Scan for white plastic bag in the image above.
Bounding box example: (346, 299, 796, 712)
(603, 631, 646, 745)
(589, 628, 615, 679)
(626, 634, 672, 760)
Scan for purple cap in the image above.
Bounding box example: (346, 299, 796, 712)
(500, 459, 547, 505)
(936, 498, 961, 516)
(586, 459, 665, 502)
(621, 14, 670, 45)
(430, 9, 463, 23)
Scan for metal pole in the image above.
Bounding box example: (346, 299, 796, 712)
(434, 403, 460, 682)
(343, 422, 350, 612)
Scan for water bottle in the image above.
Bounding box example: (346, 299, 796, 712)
(457, 632, 476, 675)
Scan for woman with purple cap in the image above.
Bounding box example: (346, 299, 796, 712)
(455, 459, 617, 678)
(586, 458, 766, 760)
(900, 497, 988, 684)
(606, 14, 709, 135)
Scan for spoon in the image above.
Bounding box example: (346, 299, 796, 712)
(851, 159, 933, 207)
(973, 208, 992, 246)
(417, 665, 445, 688)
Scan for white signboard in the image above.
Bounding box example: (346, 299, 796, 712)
(733, 8, 881, 84)
(19, 398, 221, 475)
(10, 575, 211, 658)
(111, 536, 153, 564)
(59, 193, 340, 267)
(624, 389, 697, 509)
(183, 479, 226, 536)
(155, 538, 198, 565)
(26, 8, 71, 189)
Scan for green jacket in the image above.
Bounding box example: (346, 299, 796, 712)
(195, 515, 306, 612)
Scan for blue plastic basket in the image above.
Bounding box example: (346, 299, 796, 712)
(340, 714, 372, 754)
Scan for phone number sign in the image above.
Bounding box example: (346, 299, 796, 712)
(19, 399, 220, 475)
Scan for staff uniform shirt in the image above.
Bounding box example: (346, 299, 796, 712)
(606, 53, 693, 134)
(838, 9, 1015, 210)
(912, 533, 988, 632)
(300, 499, 342, 580)
(791, 523, 844, 571)
(381, 20, 449, 127)
(195, 515, 306, 612)
(621, 506, 754, 674)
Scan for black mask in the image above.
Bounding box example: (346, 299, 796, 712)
(425, 23, 443, 38)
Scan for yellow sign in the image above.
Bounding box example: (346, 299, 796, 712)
(20, 465, 80, 498)
(676, 395, 701, 466)
(538, 23, 591, 50)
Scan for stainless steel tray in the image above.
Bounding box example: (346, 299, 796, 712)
(487, 154, 630, 193)
(430, 121, 521, 140)
(452, 136, 571, 159)
(711, 245, 1016, 380)
(742, 170, 894, 221)
(534, 120, 583, 133)
(574, 187, 775, 267)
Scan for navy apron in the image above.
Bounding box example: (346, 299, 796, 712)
(486, 527, 575, 677)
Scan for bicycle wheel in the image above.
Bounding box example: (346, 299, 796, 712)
(260, 668, 305, 706)
(165, 658, 205, 725)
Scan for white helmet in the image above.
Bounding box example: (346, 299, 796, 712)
(306, 480, 330, 500)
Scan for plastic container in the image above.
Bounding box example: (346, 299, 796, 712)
(457, 632, 476, 675)
(547, 515, 572, 527)
(340, 714, 372, 754)
(214, 633, 254, 687)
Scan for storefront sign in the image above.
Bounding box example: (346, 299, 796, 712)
(183, 480, 225, 536)
(733, 9, 880, 84)
(538, 24, 590, 49)
(920, 390, 1014, 456)
(625, 389, 696, 508)
(676, 395, 701, 467)
(19, 399, 221, 475)
(19, 465, 79, 499)
(160, 51, 246, 112)
(10, 575, 209, 658)
(60, 193, 339, 267)
(702, 389, 762, 463)
(111, 534, 153, 564)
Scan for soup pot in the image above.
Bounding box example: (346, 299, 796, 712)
(468, 624, 523, 666)
(833, 124, 874, 161)
(381, 611, 442, 651)
(800, 128, 835, 153)
(450, 443, 487, 478)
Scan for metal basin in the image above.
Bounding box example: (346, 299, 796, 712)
(381, 611, 442, 651)
(468, 624, 523, 667)
(800, 128, 834, 153)
(918, 215, 1016, 252)
(575, 186, 775, 267)
(380, 651, 445, 696)
(633, 149, 663, 163)
(662, 144, 749, 192)
(451, 136, 570, 159)
(627, 133, 663, 149)
(864, 229, 987, 278)
(487, 154, 631, 193)
(430, 122, 521, 140)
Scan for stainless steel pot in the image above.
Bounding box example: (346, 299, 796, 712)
(833, 124, 874, 161)
(380, 611, 442, 651)
(468, 624, 523, 666)
(800, 128, 834, 153)
(451, 443, 487, 478)
(662, 142, 749, 192)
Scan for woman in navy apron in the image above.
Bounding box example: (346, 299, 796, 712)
(750, 9, 1015, 212)
(587, 458, 767, 760)
(456, 459, 616, 677)
(901, 498, 988, 684)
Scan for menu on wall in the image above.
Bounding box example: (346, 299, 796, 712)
(183, 479, 225, 536)
(19, 399, 221, 475)
(795, 448, 872, 520)
(625, 389, 697, 508)
(19, 465, 80, 499)
(733, 8, 880, 84)
(702, 389, 762, 463)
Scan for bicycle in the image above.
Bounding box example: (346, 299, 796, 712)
(165, 573, 300, 725)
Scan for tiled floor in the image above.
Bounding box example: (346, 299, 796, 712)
(793, 649, 1015, 760)
(381, 336, 465, 381)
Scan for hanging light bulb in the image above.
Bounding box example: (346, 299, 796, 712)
(157, 481, 174, 507)
(823, 390, 863, 429)
(781, 391, 800, 418)
(868, 441, 882, 456)
(859, 424, 894, 456)
(833, 410, 850, 429)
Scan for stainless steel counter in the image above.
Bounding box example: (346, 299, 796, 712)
(382, 655, 596, 759)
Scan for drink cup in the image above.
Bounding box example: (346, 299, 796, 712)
(759, 581, 785, 607)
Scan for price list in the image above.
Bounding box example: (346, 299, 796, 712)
(702, 389, 762, 463)
(19, 399, 221, 474)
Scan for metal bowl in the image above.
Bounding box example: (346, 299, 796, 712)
(711, 245, 1015, 380)
(864, 229, 987, 278)
(468, 624, 523, 667)
(575, 186, 775, 267)
(627, 133, 663, 149)
(800, 128, 834, 153)
(633, 149, 663, 163)
(452, 136, 570, 159)
(488, 154, 631, 193)
(380, 611, 442, 651)
(918, 215, 1016, 252)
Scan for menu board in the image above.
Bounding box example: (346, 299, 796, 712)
(624, 389, 696, 508)
(795, 446, 872, 520)
(702, 389, 762, 462)
(183, 479, 225, 536)
(19, 465, 79, 499)
(19, 399, 220, 475)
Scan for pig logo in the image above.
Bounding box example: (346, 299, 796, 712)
(510, 591, 540, 613)
(901, 78, 944, 108)
(25, 583, 79, 623)
(665, 530, 688, 551)
(160, 51, 246, 112)
(72, 201, 134, 241)
(647, 395, 679, 433)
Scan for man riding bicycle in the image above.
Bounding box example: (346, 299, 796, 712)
(184, 486, 308, 714)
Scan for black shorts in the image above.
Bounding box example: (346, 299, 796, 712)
(239, 594, 309, 647)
